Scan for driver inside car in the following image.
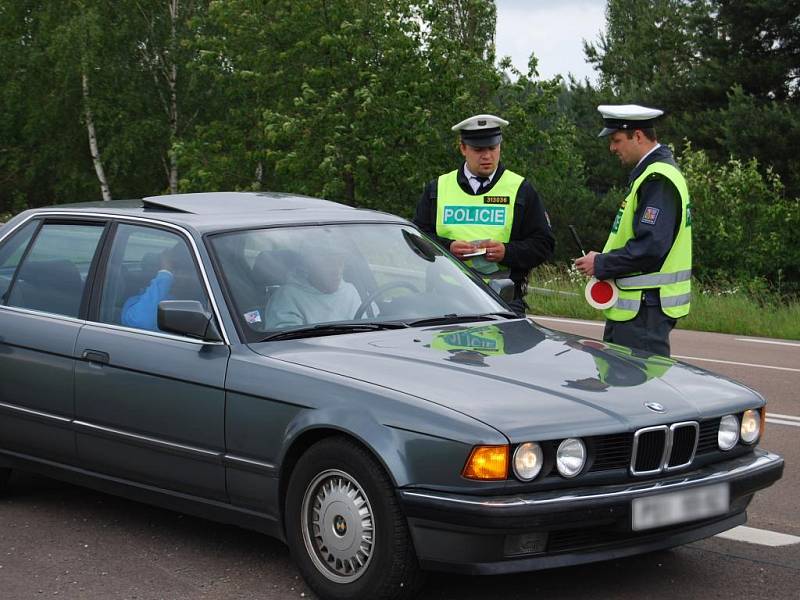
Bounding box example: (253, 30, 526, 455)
(265, 239, 362, 330)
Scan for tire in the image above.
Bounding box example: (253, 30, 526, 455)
(285, 437, 424, 600)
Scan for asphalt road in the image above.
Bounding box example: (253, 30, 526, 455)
(1, 317, 798, 600)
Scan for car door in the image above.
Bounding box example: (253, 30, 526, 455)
(0, 217, 107, 463)
(73, 222, 230, 501)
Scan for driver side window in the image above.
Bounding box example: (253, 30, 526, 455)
(98, 225, 208, 333)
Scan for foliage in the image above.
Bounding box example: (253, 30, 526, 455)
(679, 144, 800, 287)
(2, 0, 799, 295)
(583, 0, 800, 198)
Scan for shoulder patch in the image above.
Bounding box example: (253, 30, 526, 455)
(641, 206, 660, 225)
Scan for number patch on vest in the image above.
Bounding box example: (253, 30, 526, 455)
(483, 196, 510, 205)
(442, 205, 506, 226)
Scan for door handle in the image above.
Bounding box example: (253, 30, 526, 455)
(81, 349, 110, 364)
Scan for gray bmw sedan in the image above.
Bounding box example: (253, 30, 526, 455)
(0, 192, 784, 599)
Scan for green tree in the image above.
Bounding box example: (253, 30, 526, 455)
(680, 144, 800, 288)
(582, 0, 800, 196)
(180, 0, 504, 217)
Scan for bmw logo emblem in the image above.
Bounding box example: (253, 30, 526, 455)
(645, 402, 666, 413)
(333, 515, 348, 537)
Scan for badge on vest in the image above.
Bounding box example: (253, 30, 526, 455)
(641, 206, 660, 225)
(483, 196, 510, 205)
(442, 205, 506, 226)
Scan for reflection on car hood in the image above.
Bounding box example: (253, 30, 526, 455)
(249, 319, 760, 442)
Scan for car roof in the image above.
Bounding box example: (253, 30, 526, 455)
(26, 191, 408, 234)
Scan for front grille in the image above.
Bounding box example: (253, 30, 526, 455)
(590, 433, 633, 472)
(696, 418, 721, 454)
(667, 422, 699, 468)
(632, 427, 668, 473)
(586, 420, 709, 477)
(630, 422, 699, 475)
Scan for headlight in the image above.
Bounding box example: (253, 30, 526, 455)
(740, 409, 761, 444)
(718, 414, 739, 450)
(556, 438, 586, 478)
(513, 442, 544, 481)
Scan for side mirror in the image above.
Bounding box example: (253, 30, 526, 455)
(488, 278, 516, 303)
(157, 300, 223, 342)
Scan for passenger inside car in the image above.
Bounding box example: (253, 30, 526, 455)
(121, 242, 198, 331)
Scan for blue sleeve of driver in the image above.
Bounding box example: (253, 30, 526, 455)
(121, 270, 174, 331)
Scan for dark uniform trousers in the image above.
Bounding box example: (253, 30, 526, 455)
(603, 302, 677, 357)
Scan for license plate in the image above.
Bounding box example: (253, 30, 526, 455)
(631, 483, 730, 531)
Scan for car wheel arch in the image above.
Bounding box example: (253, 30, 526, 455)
(277, 425, 402, 533)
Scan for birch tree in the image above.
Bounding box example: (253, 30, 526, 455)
(136, 0, 209, 194)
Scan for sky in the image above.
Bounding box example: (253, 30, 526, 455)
(494, 0, 608, 83)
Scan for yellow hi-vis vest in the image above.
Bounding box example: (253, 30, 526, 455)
(436, 169, 524, 274)
(602, 162, 692, 321)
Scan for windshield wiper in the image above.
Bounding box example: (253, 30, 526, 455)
(404, 312, 518, 327)
(259, 321, 408, 342)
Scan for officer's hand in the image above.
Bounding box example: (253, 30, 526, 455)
(574, 251, 599, 276)
(482, 240, 506, 262)
(450, 240, 475, 260)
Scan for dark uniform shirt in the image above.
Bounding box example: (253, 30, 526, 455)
(594, 145, 682, 306)
(413, 163, 555, 291)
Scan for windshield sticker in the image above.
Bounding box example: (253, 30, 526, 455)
(244, 309, 262, 324)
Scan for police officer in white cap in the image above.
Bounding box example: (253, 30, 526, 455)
(413, 114, 554, 314)
(574, 104, 692, 356)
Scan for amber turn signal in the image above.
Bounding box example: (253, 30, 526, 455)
(462, 445, 509, 480)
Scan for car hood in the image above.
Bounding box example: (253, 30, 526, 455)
(249, 319, 760, 442)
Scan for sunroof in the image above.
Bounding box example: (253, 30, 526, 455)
(141, 192, 349, 214)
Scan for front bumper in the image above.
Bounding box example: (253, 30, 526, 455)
(399, 449, 783, 574)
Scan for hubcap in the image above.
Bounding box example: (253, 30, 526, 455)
(301, 469, 375, 583)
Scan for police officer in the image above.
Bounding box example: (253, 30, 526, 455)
(414, 114, 554, 314)
(574, 104, 692, 357)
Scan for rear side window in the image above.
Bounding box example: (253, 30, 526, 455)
(5, 223, 104, 318)
(98, 224, 208, 332)
(0, 220, 38, 301)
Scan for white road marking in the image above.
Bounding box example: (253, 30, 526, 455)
(767, 412, 800, 421)
(735, 337, 800, 348)
(531, 316, 604, 327)
(765, 417, 800, 428)
(674, 355, 800, 373)
(715, 525, 800, 547)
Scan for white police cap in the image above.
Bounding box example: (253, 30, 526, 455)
(597, 104, 664, 137)
(452, 114, 509, 146)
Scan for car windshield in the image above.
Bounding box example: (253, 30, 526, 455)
(209, 223, 510, 341)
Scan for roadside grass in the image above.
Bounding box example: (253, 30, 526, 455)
(527, 264, 800, 341)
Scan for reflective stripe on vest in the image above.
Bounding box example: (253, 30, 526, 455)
(602, 161, 692, 322)
(436, 169, 524, 274)
(616, 268, 692, 289)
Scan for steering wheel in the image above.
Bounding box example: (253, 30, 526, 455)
(353, 281, 420, 320)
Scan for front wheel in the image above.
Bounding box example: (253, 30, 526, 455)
(285, 437, 423, 600)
